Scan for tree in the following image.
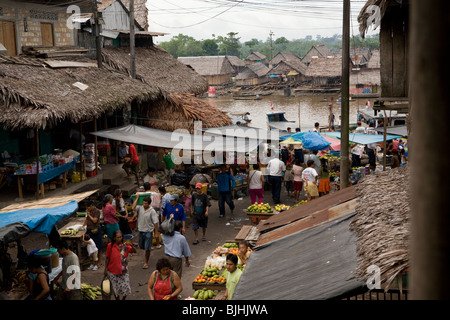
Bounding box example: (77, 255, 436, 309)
(216, 32, 241, 57)
(202, 39, 219, 56)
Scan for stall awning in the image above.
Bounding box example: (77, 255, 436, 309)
(375, 125, 408, 137)
(0, 190, 97, 244)
(281, 131, 331, 151)
(321, 132, 403, 145)
(91, 124, 262, 153)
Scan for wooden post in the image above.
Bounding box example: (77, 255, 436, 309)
(410, 0, 450, 300)
(129, 0, 136, 79)
(94, 119, 98, 173)
(339, 0, 351, 189)
(35, 128, 40, 199)
(298, 102, 301, 131)
(93, 0, 102, 68)
(383, 114, 387, 171)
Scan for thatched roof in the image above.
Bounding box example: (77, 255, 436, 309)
(350, 69, 381, 85)
(358, 0, 404, 38)
(350, 166, 410, 290)
(236, 63, 270, 80)
(101, 46, 208, 95)
(118, 0, 149, 31)
(367, 49, 380, 69)
(141, 93, 232, 133)
(270, 59, 308, 76)
(270, 52, 300, 66)
(0, 55, 163, 130)
(178, 56, 234, 76)
(305, 56, 342, 78)
(245, 51, 267, 61)
(225, 56, 245, 68)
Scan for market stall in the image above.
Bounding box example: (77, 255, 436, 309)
(0, 190, 97, 299)
(191, 242, 251, 300)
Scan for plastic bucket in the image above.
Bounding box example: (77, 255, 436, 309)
(31, 249, 54, 273)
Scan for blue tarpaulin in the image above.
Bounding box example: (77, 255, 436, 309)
(321, 132, 403, 145)
(281, 131, 331, 151)
(0, 201, 78, 235)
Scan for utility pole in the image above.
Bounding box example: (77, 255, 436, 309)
(93, 0, 102, 68)
(269, 30, 274, 64)
(129, 0, 136, 79)
(339, 0, 350, 189)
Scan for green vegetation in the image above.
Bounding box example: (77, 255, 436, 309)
(159, 32, 380, 59)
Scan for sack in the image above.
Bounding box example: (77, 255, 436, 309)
(101, 275, 112, 300)
(159, 216, 175, 236)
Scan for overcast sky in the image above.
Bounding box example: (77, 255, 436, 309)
(147, 0, 378, 44)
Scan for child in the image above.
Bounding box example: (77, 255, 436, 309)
(82, 234, 99, 271)
(318, 158, 331, 197)
(284, 164, 294, 196)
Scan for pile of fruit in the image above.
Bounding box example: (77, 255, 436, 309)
(81, 283, 102, 300)
(193, 288, 217, 300)
(292, 200, 308, 208)
(194, 268, 226, 285)
(274, 204, 290, 212)
(246, 202, 273, 213)
(61, 228, 79, 236)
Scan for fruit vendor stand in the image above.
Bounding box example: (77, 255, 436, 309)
(57, 217, 87, 257)
(191, 242, 250, 300)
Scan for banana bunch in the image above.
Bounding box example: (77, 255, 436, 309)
(81, 283, 102, 300)
(61, 229, 79, 236)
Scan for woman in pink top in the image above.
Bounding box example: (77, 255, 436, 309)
(292, 159, 305, 203)
(103, 194, 120, 240)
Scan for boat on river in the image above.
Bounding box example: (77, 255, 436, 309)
(266, 112, 298, 132)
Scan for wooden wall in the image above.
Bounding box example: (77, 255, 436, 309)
(380, 4, 409, 98)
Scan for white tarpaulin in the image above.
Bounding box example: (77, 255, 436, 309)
(90, 124, 263, 153)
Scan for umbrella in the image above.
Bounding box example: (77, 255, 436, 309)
(280, 137, 304, 146)
(323, 135, 341, 151)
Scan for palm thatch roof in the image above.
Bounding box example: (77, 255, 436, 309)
(141, 93, 232, 133)
(350, 165, 410, 291)
(245, 51, 267, 62)
(0, 55, 163, 130)
(367, 49, 380, 69)
(178, 56, 234, 77)
(305, 56, 342, 78)
(118, 0, 149, 30)
(270, 59, 308, 76)
(101, 46, 208, 95)
(236, 63, 270, 80)
(225, 56, 245, 68)
(358, 0, 405, 38)
(350, 69, 381, 86)
(270, 51, 300, 66)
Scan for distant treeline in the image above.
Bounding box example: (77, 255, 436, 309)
(158, 32, 380, 59)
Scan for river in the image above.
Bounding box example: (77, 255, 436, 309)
(205, 94, 375, 132)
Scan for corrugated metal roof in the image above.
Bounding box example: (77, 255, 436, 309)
(232, 211, 363, 300)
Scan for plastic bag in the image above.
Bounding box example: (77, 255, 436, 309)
(101, 275, 112, 300)
(159, 216, 175, 236)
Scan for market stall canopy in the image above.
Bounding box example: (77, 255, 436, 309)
(281, 131, 331, 151)
(375, 125, 408, 137)
(280, 137, 304, 145)
(0, 190, 97, 245)
(91, 124, 262, 153)
(323, 135, 341, 151)
(321, 131, 403, 145)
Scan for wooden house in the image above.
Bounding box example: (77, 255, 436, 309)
(269, 59, 308, 83)
(225, 55, 246, 76)
(350, 69, 381, 97)
(367, 49, 380, 69)
(0, 0, 80, 56)
(245, 51, 268, 66)
(178, 56, 234, 86)
(235, 63, 270, 86)
(305, 56, 342, 86)
(301, 44, 334, 66)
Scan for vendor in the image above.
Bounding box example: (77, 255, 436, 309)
(25, 256, 51, 300)
(82, 200, 103, 265)
(143, 167, 159, 191)
(221, 254, 243, 300)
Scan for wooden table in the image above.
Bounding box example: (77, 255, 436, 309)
(58, 217, 86, 256)
(235, 225, 260, 242)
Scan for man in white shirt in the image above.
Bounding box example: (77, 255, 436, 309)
(354, 121, 366, 134)
(266, 149, 286, 204)
(302, 160, 319, 201)
(131, 194, 160, 269)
